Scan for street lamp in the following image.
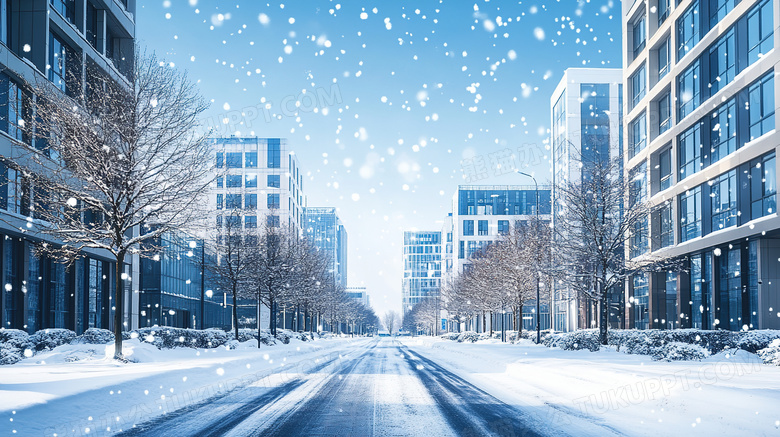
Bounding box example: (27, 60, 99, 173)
(516, 170, 541, 344)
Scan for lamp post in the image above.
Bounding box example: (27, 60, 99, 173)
(516, 170, 541, 344)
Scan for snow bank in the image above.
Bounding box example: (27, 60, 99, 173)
(759, 339, 780, 366)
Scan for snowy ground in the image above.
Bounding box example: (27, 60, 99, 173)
(399, 337, 780, 436)
(1, 336, 779, 436)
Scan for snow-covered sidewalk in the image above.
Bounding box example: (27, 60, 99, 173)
(0, 336, 369, 436)
(400, 337, 780, 436)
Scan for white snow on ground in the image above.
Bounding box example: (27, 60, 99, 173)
(400, 337, 780, 436)
(0, 336, 368, 436)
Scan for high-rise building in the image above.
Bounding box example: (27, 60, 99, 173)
(623, 0, 779, 331)
(402, 231, 442, 313)
(208, 136, 307, 329)
(304, 207, 348, 288)
(345, 286, 370, 307)
(0, 0, 136, 334)
(550, 68, 624, 332)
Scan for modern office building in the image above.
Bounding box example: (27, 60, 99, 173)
(138, 231, 232, 329)
(209, 137, 307, 235)
(550, 68, 624, 331)
(623, 0, 779, 330)
(0, 0, 137, 334)
(448, 185, 552, 330)
(402, 231, 442, 313)
(304, 207, 348, 288)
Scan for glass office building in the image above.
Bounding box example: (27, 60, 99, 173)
(402, 231, 442, 313)
(304, 207, 348, 288)
(623, 0, 779, 330)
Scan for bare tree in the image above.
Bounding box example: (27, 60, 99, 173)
(554, 153, 681, 344)
(202, 210, 257, 341)
(20, 50, 210, 359)
(383, 310, 398, 335)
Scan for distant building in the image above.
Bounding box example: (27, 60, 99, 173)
(447, 185, 552, 331)
(208, 137, 306, 234)
(550, 68, 623, 332)
(402, 231, 442, 313)
(304, 207, 348, 288)
(345, 287, 370, 307)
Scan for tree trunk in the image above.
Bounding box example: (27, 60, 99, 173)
(269, 296, 277, 336)
(113, 250, 126, 360)
(489, 311, 494, 337)
(231, 287, 238, 340)
(482, 311, 486, 333)
(599, 281, 609, 345)
(257, 302, 262, 347)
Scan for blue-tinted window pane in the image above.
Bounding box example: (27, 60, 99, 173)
(708, 29, 735, 96)
(632, 16, 646, 58)
(267, 139, 281, 168)
(710, 98, 736, 163)
(216, 194, 223, 210)
(677, 1, 700, 60)
(478, 220, 488, 236)
(226, 194, 242, 209)
(748, 0, 774, 64)
(245, 152, 257, 168)
(226, 152, 243, 168)
(630, 112, 646, 157)
(267, 174, 280, 188)
(711, 170, 737, 231)
(245, 174, 257, 188)
(267, 215, 280, 227)
(226, 175, 242, 188)
(245, 216, 257, 228)
(748, 72, 775, 141)
(679, 186, 702, 242)
(216, 152, 223, 168)
(658, 93, 671, 135)
(633, 273, 649, 329)
(677, 59, 701, 121)
(710, 0, 737, 29)
(751, 153, 777, 219)
(245, 194, 257, 209)
(463, 220, 474, 236)
(678, 122, 702, 179)
(658, 38, 670, 79)
(267, 193, 280, 209)
(659, 148, 673, 191)
(630, 65, 646, 108)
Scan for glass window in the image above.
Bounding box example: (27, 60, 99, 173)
(658, 0, 670, 26)
(7, 79, 31, 144)
(226, 194, 241, 209)
(748, 72, 775, 141)
(665, 271, 678, 329)
(630, 161, 647, 207)
(245, 216, 257, 229)
(267, 174, 281, 188)
(658, 38, 671, 79)
(267, 193, 280, 209)
(226, 175, 242, 188)
(630, 112, 647, 158)
(267, 215, 280, 227)
(226, 215, 240, 228)
(677, 1, 701, 60)
(245, 194, 257, 209)
(659, 147, 673, 191)
(658, 201, 674, 248)
(498, 220, 509, 235)
(633, 15, 646, 59)
(677, 59, 701, 121)
(267, 139, 281, 168)
(245, 174, 257, 188)
(49, 33, 70, 94)
(51, 0, 76, 24)
(708, 29, 735, 96)
(750, 153, 776, 219)
(710, 0, 737, 28)
(748, 0, 774, 64)
(216, 194, 223, 210)
(216, 176, 223, 188)
(459, 241, 464, 259)
(631, 215, 649, 258)
(717, 246, 742, 331)
(245, 152, 257, 168)
(633, 273, 649, 330)
(710, 169, 737, 231)
(678, 121, 701, 179)
(463, 220, 474, 236)
(679, 186, 702, 242)
(658, 92, 671, 135)
(216, 152, 223, 168)
(630, 64, 646, 108)
(226, 152, 243, 168)
(478, 220, 488, 236)
(710, 98, 736, 163)
(690, 254, 712, 329)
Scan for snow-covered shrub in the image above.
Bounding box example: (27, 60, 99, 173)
(736, 330, 780, 353)
(757, 340, 780, 366)
(519, 329, 555, 343)
(29, 329, 77, 351)
(238, 328, 277, 346)
(0, 329, 32, 365)
(608, 329, 740, 356)
(457, 331, 480, 343)
(225, 339, 240, 350)
(543, 330, 601, 352)
(131, 327, 229, 349)
(275, 330, 292, 344)
(652, 342, 710, 361)
(72, 328, 114, 345)
(440, 332, 460, 341)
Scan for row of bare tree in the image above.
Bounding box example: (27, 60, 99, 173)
(204, 209, 378, 341)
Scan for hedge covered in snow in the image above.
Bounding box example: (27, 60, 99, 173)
(758, 339, 780, 366)
(0, 329, 32, 365)
(29, 329, 77, 352)
(71, 328, 115, 345)
(129, 327, 230, 349)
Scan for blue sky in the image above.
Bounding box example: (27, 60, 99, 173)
(137, 0, 622, 316)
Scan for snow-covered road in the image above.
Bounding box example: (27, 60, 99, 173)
(119, 338, 544, 437)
